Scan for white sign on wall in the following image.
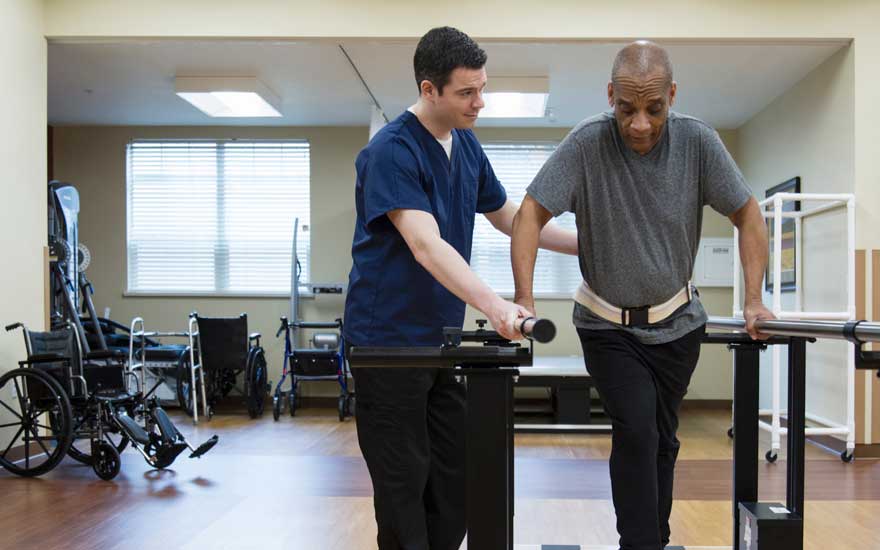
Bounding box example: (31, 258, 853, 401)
(694, 237, 735, 287)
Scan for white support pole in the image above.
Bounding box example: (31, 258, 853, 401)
(771, 195, 784, 455)
(795, 215, 803, 314)
(846, 197, 856, 454)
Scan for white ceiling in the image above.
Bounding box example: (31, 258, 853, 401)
(48, 39, 847, 130)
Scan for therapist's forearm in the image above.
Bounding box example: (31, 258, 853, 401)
(488, 200, 577, 255)
(537, 222, 578, 255)
(414, 234, 506, 315)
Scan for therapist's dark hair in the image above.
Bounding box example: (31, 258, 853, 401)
(413, 27, 487, 95)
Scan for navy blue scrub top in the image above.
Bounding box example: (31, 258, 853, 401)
(343, 111, 507, 347)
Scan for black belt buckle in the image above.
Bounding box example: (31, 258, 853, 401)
(623, 305, 650, 327)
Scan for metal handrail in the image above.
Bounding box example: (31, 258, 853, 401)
(707, 316, 880, 343)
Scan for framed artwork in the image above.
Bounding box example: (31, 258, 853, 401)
(765, 176, 800, 292)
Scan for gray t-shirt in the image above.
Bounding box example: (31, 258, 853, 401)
(527, 111, 752, 344)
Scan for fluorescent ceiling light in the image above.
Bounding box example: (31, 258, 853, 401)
(175, 76, 282, 117)
(481, 77, 549, 118)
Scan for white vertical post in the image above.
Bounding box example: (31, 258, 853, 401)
(846, 198, 857, 453)
(795, 215, 803, 313)
(771, 195, 784, 454)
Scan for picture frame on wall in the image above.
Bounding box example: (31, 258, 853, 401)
(764, 176, 800, 292)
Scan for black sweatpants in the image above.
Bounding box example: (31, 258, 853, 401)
(577, 325, 705, 550)
(353, 366, 467, 550)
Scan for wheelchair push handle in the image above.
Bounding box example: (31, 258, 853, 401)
(519, 317, 556, 344)
(5, 322, 22, 332)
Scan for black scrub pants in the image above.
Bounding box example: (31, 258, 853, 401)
(577, 324, 705, 550)
(353, 365, 467, 550)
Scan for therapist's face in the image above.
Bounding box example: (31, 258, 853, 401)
(433, 67, 487, 129)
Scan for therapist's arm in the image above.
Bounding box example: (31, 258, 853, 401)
(510, 196, 554, 315)
(484, 199, 578, 255)
(387, 208, 530, 340)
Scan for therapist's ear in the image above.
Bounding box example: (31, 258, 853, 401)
(420, 79, 437, 101)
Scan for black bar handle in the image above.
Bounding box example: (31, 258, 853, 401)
(519, 317, 556, 343)
(296, 321, 342, 329)
(5, 322, 22, 332)
(276, 316, 288, 338)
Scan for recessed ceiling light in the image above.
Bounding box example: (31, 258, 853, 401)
(481, 76, 549, 119)
(174, 76, 282, 118)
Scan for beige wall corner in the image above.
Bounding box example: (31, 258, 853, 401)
(0, 1, 47, 371)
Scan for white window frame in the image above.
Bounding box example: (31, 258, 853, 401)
(124, 139, 310, 297)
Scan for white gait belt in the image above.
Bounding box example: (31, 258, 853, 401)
(574, 280, 694, 327)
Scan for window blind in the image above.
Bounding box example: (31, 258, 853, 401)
(126, 140, 310, 295)
(472, 142, 581, 297)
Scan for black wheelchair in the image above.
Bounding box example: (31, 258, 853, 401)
(182, 313, 268, 420)
(0, 322, 218, 480)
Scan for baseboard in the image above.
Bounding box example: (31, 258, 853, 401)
(775, 416, 880, 458)
(297, 396, 342, 408)
(854, 444, 880, 458)
(680, 399, 732, 410)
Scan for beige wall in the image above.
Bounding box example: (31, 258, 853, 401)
(738, 46, 855, 427)
(0, 0, 46, 455)
(1, 1, 46, 370)
(54, 123, 738, 399)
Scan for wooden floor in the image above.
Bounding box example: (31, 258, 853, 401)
(1, 407, 878, 550)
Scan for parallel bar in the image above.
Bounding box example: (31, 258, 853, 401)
(707, 316, 880, 342)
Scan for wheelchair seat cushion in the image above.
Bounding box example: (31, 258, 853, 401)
(143, 345, 188, 362)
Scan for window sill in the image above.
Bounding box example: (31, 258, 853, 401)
(123, 291, 321, 299)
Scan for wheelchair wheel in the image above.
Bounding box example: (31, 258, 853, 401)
(246, 348, 268, 419)
(272, 394, 281, 421)
(0, 368, 73, 477)
(92, 440, 121, 480)
(53, 409, 129, 466)
(176, 353, 196, 417)
(289, 389, 297, 417)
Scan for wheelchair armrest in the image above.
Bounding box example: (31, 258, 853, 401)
(85, 350, 128, 360)
(20, 353, 71, 365)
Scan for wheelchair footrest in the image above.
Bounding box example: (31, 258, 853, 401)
(116, 411, 151, 446)
(189, 435, 219, 459)
(154, 442, 189, 467)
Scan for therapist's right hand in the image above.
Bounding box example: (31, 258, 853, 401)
(487, 298, 532, 341)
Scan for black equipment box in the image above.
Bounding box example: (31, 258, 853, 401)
(738, 502, 803, 550)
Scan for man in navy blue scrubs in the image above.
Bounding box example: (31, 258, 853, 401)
(344, 27, 577, 550)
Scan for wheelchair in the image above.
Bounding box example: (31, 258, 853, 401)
(183, 313, 268, 420)
(0, 322, 218, 480)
